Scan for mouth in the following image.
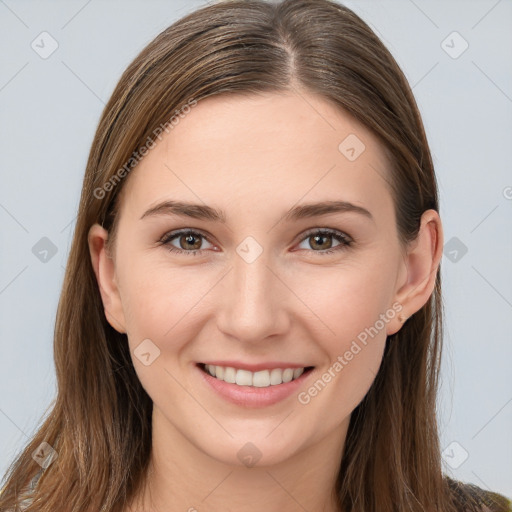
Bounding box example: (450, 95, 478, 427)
(196, 362, 316, 407)
(197, 362, 315, 388)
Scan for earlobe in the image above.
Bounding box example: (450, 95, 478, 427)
(87, 223, 127, 334)
(386, 209, 443, 336)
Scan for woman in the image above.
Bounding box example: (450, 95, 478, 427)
(0, 1, 510, 511)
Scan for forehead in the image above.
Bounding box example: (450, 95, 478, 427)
(119, 91, 394, 224)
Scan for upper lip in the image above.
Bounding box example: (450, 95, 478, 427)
(199, 361, 314, 372)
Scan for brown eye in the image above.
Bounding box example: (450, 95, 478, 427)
(296, 229, 352, 255)
(308, 233, 334, 250)
(179, 233, 202, 250)
(160, 230, 214, 256)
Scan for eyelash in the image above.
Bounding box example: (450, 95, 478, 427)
(159, 228, 353, 257)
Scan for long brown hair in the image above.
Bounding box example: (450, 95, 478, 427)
(1, 1, 510, 511)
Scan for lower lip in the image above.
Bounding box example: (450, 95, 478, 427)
(196, 364, 315, 408)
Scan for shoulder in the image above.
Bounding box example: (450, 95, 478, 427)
(444, 476, 512, 512)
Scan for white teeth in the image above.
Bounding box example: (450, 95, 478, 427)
(269, 368, 282, 385)
(282, 368, 294, 383)
(223, 366, 236, 383)
(293, 367, 304, 379)
(252, 370, 270, 388)
(235, 369, 253, 386)
(214, 365, 224, 380)
(203, 364, 308, 387)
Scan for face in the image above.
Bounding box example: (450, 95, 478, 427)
(90, 91, 432, 468)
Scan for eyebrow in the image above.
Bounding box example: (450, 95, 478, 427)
(140, 199, 374, 223)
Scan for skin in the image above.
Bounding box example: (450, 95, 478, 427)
(88, 91, 443, 512)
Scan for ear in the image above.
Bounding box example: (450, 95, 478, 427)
(88, 223, 127, 334)
(386, 209, 443, 336)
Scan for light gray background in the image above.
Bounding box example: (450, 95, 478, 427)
(1, 0, 511, 498)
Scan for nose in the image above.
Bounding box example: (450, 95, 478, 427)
(215, 247, 291, 345)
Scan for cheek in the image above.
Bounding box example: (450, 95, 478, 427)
(296, 308, 388, 435)
(292, 258, 395, 413)
(298, 334, 386, 438)
(118, 245, 397, 352)
(117, 257, 219, 354)
(293, 254, 398, 347)
(116, 263, 210, 402)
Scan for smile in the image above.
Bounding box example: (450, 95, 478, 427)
(196, 362, 316, 408)
(199, 363, 314, 387)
